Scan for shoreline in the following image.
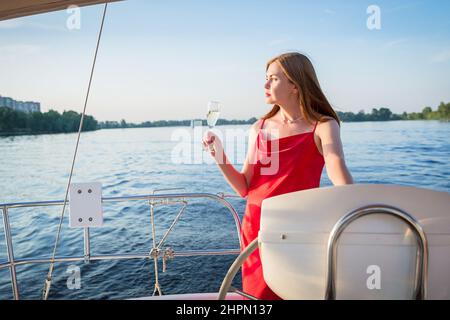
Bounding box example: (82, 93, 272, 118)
(1, 118, 448, 137)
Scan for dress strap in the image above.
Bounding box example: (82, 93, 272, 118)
(260, 118, 266, 131)
(312, 120, 319, 134)
(257, 118, 266, 150)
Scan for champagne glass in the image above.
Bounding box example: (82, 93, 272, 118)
(205, 100, 221, 151)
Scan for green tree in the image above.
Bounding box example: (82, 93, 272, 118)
(437, 102, 450, 120)
(46, 109, 63, 132)
(378, 108, 392, 120)
(422, 106, 433, 119)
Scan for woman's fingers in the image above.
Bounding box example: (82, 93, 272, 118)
(202, 132, 221, 158)
(203, 133, 216, 145)
(202, 138, 212, 147)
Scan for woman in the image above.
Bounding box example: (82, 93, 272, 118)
(202, 52, 354, 299)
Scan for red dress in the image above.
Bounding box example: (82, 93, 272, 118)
(241, 118, 325, 299)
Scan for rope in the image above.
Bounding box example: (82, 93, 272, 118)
(149, 201, 164, 296)
(42, 3, 108, 300)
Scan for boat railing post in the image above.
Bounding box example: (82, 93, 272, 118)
(2, 205, 20, 300)
(84, 227, 90, 264)
(324, 204, 428, 300)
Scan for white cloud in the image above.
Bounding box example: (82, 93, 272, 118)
(0, 19, 24, 29)
(0, 20, 65, 31)
(0, 44, 43, 55)
(27, 22, 67, 31)
(386, 1, 425, 13)
(268, 35, 292, 47)
(431, 49, 450, 63)
(383, 38, 409, 48)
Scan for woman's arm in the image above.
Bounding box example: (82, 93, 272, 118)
(317, 118, 354, 185)
(216, 154, 250, 198)
(203, 121, 260, 198)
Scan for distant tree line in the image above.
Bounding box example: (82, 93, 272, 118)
(100, 102, 449, 129)
(97, 117, 260, 129)
(1, 102, 448, 135)
(337, 102, 449, 122)
(0, 107, 97, 135)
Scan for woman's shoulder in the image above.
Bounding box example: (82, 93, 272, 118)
(247, 119, 263, 140)
(317, 115, 339, 128)
(316, 116, 340, 137)
(250, 118, 264, 131)
(318, 115, 337, 123)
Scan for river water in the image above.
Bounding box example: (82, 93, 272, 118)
(0, 120, 448, 299)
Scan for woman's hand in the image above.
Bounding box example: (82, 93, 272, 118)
(202, 131, 224, 163)
(202, 129, 250, 198)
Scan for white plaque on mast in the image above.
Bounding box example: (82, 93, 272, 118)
(69, 182, 103, 228)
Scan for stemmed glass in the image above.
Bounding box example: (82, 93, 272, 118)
(205, 100, 221, 151)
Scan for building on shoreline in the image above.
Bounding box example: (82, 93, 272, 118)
(0, 94, 40, 113)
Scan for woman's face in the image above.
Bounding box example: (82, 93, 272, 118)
(264, 61, 298, 105)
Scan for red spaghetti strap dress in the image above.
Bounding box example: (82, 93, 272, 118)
(240, 118, 325, 300)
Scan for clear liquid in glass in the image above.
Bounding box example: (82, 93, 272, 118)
(205, 101, 221, 151)
(207, 110, 220, 128)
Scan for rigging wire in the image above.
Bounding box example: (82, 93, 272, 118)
(42, 3, 109, 300)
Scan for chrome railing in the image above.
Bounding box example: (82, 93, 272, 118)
(1, 191, 243, 300)
(324, 204, 428, 300)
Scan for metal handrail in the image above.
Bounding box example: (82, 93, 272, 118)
(0, 192, 243, 300)
(324, 204, 428, 300)
(218, 237, 259, 300)
(1, 207, 19, 300)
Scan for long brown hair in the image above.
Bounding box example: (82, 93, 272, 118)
(263, 52, 340, 126)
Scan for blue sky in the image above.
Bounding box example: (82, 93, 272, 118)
(1, 0, 449, 122)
